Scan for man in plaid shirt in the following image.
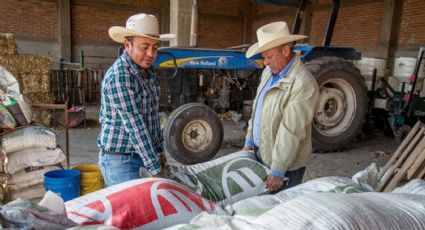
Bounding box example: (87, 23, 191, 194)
(98, 13, 174, 186)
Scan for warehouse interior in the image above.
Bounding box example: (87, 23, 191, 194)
(1, 0, 425, 229)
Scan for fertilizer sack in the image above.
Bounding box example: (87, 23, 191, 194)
(1, 125, 56, 153)
(255, 192, 425, 230)
(166, 151, 269, 205)
(66, 178, 227, 230)
(0, 100, 16, 129)
(4, 147, 65, 174)
(8, 165, 62, 190)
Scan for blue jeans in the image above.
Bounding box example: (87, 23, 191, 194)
(98, 151, 145, 187)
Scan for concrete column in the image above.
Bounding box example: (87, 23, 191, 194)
(58, 0, 71, 62)
(170, 0, 193, 47)
(379, 0, 396, 59)
(299, 2, 313, 44)
(160, 0, 171, 47)
(242, 2, 253, 44)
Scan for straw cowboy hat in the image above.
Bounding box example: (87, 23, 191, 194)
(246, 21, 307, 58)
(109, 13, 175, 43)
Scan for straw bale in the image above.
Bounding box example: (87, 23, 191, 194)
(0, 33, 17, 56)
(0, 55, 51, 76)
(24, 92, 54, 104)
(33, 110, 52, 126)
(19, 73, 50, 94)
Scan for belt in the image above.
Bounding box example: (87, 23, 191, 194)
(101, 149, 133, 156)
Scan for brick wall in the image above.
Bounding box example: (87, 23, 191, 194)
(251, 3, 296, 42)
(398, 0, 425, 47)
(71, 1, 160, 42)
(310, 1, 384, 47)
(197, 0, 246, 48)
(0, 0, 57, 38)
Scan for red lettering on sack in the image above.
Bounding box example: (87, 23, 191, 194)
(87, 200, 105, 213)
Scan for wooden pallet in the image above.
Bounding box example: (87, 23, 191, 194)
(377, 121, 425, 192)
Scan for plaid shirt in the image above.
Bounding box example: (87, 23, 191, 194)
(98, 51, 164, 175)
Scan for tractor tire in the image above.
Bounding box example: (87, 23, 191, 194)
(306, 57, 367, 153)
(163, 103, 223, 164)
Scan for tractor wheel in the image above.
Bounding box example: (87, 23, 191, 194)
(306, 57, 368, 152)
(163, 103, 223, 164)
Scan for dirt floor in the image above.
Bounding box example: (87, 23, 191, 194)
(54, 105, 397, 182)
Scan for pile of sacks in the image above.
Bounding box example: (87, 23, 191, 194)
(1, 150, 425, 229)
(64, 152, 425, 230)
(0, 69, 65, 203)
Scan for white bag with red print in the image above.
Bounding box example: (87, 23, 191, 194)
(65, 178, 228, 230)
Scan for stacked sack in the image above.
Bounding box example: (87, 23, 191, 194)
(166, 151, 270, 205)
(0, 125, 66, 203)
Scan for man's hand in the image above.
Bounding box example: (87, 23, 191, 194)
(242, 146, 253, 151)
(160, 155, 167, 168)
(266, 174, 285, 192)
(150, 169, 166, 178)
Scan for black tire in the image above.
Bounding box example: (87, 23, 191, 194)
(306, 57, 368, 152)
(163, 103, 223, 164)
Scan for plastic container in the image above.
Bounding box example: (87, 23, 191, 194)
(353, 57, 387, 91)
(44, 169, 80, 202)
(390, 57, 425, 93)
(73, 164, 104, 195)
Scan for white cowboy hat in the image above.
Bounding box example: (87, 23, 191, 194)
(246, 21, 307, 58)
(109, 13, 175, 43)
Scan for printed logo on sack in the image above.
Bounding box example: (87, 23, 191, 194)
(66, 179, 216, 229)
(221, 158, 268, 203)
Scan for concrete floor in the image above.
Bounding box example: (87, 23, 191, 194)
(54, 105, 397, 181)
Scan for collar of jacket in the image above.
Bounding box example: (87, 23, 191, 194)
(262, 52, 302, 91)
(120, 51, 155, 78)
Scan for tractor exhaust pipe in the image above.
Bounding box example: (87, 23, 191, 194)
(190, 0, 198, 47)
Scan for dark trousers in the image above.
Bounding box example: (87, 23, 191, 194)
(254, 146, 306, 193)
(272, 167, 306, 194)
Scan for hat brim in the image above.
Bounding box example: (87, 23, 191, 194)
(246, 35, 307, 58)
(108, 26, 175, 43)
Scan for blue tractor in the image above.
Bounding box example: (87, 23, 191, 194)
(154, 0, 367, 164)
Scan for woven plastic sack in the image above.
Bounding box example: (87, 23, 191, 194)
(231, 176, 365, 215)
(1, 125, 56, 153)
(4, 147, 65, 174)
(392, 179, 425, 195)
(0, 198, 77, 229)
(66, 178, 228, 230)
(0, 65, 20, 94)
(256, 192, 425, 230)
(0, 100, 16, 129)
(167, 151, 269, 205)
(8, 165, 62, 190)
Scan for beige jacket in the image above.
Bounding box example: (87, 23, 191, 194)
(246, 53, 319, 174)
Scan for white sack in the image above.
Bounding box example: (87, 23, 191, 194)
(8, 165, 61, 190)
(5, 147, 65, 174)
(256, 192, 425, 230)
(1, 125, 57, 153)
(392, 179, 425, 195)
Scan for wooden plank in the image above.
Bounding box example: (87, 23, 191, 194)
(383, 134, 425, 192)
(377, 126, 425, 190)
(407, 148, 425, 180)
(414, 159, 425, 179)
(378, 122, 423, 179)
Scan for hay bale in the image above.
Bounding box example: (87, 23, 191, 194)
(0, 55, 51, 76)
(0, 34, 17, 56)
(23, 92, 54, 126)
(20, 74, 50, 94)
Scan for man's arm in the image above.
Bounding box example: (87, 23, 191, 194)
(107, 75, 162, 176)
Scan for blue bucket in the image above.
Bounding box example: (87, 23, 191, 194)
(44, 169, 81, 202)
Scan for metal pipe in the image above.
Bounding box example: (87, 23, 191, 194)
(323, 0, 340, 46)
(190, 0, 198, 47)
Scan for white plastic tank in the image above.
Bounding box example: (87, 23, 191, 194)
(388, 57, 425, 94)
(353, 57, 387, 91)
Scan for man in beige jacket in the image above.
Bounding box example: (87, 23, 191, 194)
(243, 21, 319, 192)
